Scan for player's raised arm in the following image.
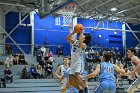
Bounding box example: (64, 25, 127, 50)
(79, 29, 86, 49)
(66, 23, 75, 44)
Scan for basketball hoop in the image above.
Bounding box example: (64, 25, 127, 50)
(57, 3, 77, 26)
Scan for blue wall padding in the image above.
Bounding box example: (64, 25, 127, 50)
(7, 12, 139, 55)
(126, 23, 140, 48)
(6, 12, 31, 54)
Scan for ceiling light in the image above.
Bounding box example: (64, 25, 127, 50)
(111, 8, 117, 11)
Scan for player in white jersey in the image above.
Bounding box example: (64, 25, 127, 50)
(55, 56, 70, 92)
(55, 56, 80, 93)
(126, 48, 140, 93)
(70, 40, 83, 74)
(61, 23, 91, 93)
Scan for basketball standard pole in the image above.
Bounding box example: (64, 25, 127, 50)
(30, 11, 35, 54)
(122, 23, 126, 57)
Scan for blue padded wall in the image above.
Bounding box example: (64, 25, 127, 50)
(126, 23, 140, 48)
(77, 18, 123, 53)
(34, 15, 123, 55)
(34, 14, 70, 55)
(5, 12, 31, 54)
(7, 12, 139, 55)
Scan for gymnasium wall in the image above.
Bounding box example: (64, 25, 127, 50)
(5, 12, 31, 54)
(34, 14, 70, 55)
(6, 12, 140, 55)
(126, 23, 140, 48)
(0, 9, 4, 55)
(34, 14, 123, 55)
(77, 18, 123, 53)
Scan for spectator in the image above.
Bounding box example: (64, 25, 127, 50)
(21, 65, 30, 79)
(89, 46, 94, 55)
(46, 58, 53, 66)
(48, 51, 53, 57)
(57, 45, 63, 57)
(36, 64, 43, 79)
(4, 55, 13, 68)
(39, 57, 46, 69)
(40, 45, 46, 56)
(4, 68, 13, 83)
(36, 49, 43, 62)
(86, 52, 94, 66)
(29, 65, 38, 79)
(45, 64, 53, 79)
(0, 78, 6, 88)
(112, 52, 117, 64)
(18, 54, 26, 65)
(33, 45, 39, 57)
(13, 54, 18, 65)
(5, 44, 12, 55)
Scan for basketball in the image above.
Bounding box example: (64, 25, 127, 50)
(74, 24, 84, 34)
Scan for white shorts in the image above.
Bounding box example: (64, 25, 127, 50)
(60, 78, 68, 90)
(127, 76, 140, 92)
(69, 62, 82, 75)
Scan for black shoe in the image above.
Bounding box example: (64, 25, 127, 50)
(79, 89, 84, 93)
(84, 87, 89, 93)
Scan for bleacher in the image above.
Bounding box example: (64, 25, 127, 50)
(0, 54, 140, 93)
(1, 79, 140, 93)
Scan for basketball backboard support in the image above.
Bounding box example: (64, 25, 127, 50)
(37, 0, 75, 19)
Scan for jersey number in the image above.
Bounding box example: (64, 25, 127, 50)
(73, 47, 76, 52)
(104, 67, 112, 73)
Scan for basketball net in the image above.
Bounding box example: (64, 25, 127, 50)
(58, 4, 77, 26)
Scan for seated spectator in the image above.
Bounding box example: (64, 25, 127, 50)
(89, 46, 94, 55)
(94, 52, 101, 63)
(4, 55, 13, 68)
(5, 44, 12, 55)
(48, 51, 53, 57)
(18, 54, 26, 65)
(45, 64, 53, 79)
(39, 57, 46, 69)
(33, 45, 39, 57)
(0, 78, 6, 88)
(29, 65, 38, 79)
(40, 45, 46, 56)
(86, 52, 94, 66)
(46, 58, 53, 66)
(21, 65, 30, 79)
(57, 45, 63, 57)
(115, 57, 121, 65)
(13, 54, 19, 65)
(36, 49, 43, 62)
(4, 68, 13, 83)
(36, 64, 43, 79)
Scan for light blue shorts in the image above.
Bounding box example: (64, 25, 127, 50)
(66, 86, 79, 93)
(95, 80, 116, 93)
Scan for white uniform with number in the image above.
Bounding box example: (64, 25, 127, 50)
(60, 65, 70, 90)
(127, 56, 140, 93)
(69, 40, 83, 75)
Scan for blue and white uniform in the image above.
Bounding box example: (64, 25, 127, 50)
(127, 56, 140, 93)
(81, 51, 87, 77)
(60, 65, 70, 90)
(70, 40, 83, 74)
(95, 62, 116, 93)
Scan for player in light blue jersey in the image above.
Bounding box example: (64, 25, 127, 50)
(81, 52, 125, 93)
